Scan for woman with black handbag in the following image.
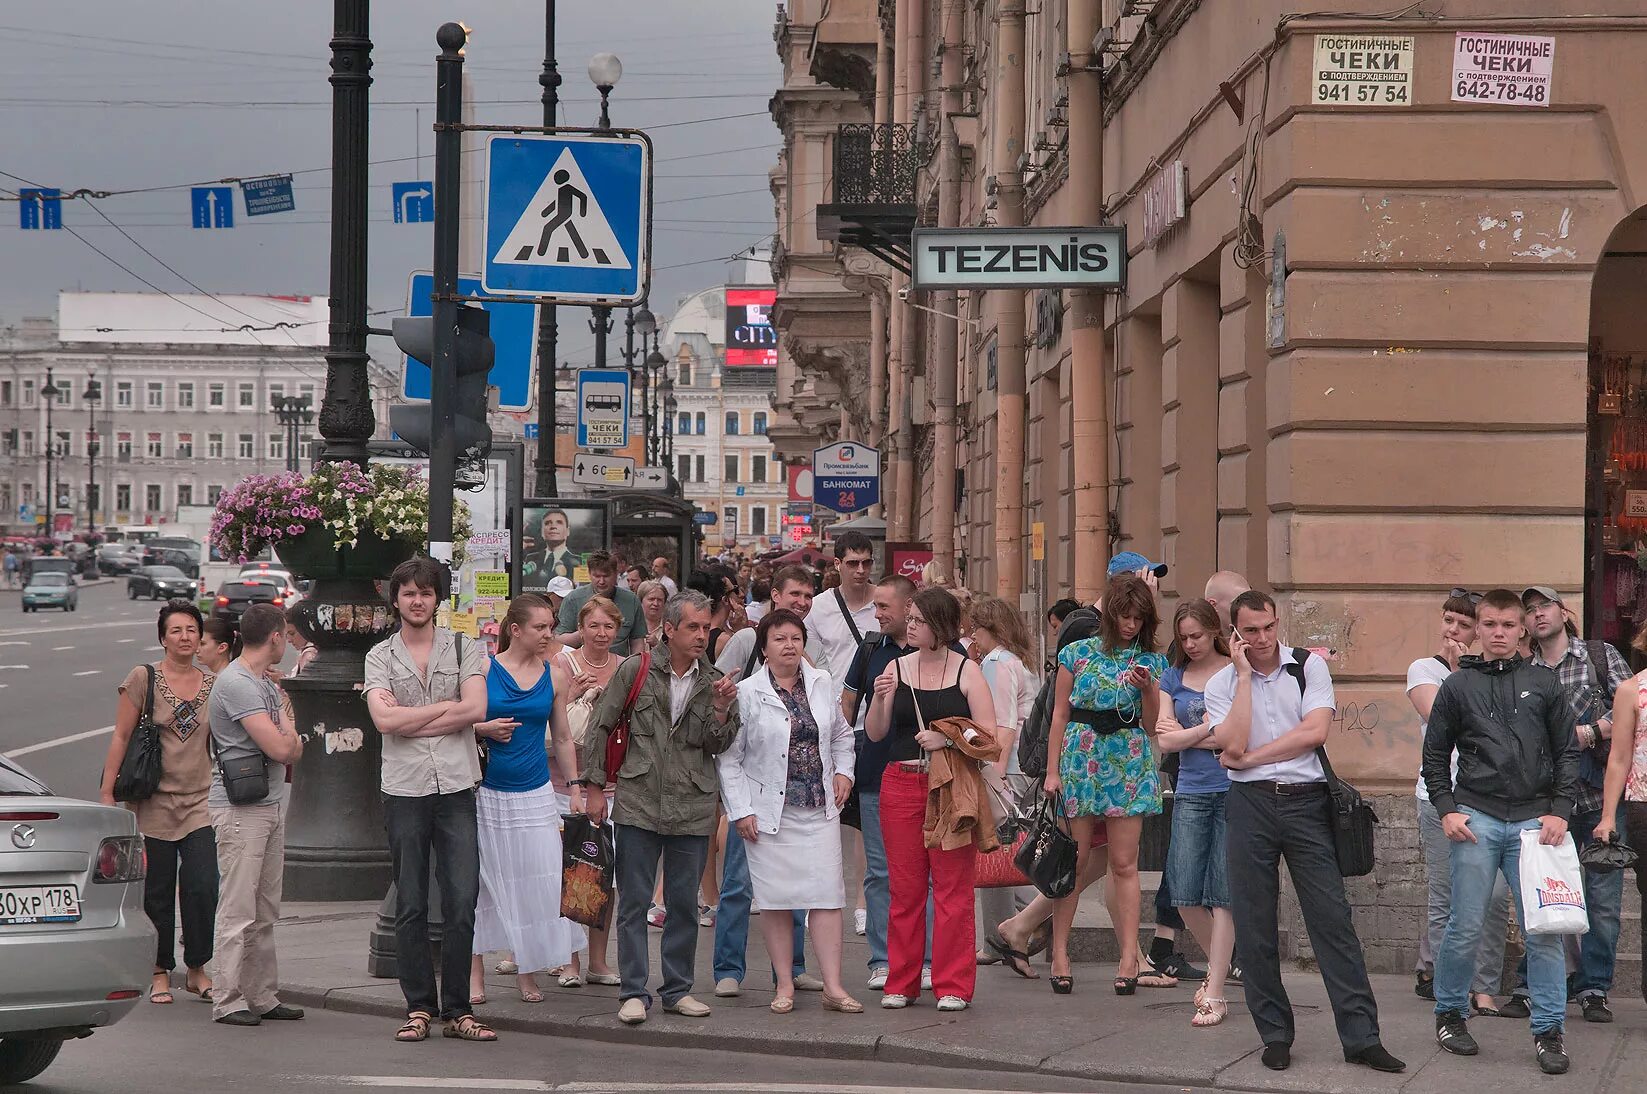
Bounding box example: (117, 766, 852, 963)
(99, 599, 217, 1005)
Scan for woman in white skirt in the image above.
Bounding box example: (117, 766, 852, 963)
(718, 609, 861, 1014)
(468, 594, 585, 1004)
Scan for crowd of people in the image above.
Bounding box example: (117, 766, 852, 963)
(102, 531, 1647, 1078)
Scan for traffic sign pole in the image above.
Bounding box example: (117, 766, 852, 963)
(534, 1, 562, 498)
(427, 23, 467, 567)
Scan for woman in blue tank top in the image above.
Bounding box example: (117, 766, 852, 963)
(469, 594, 585, 1005)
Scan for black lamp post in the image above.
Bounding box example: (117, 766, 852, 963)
(40, 368, 59, 541)
(587, 53, 621, 381)
(645, 339, 667, 466)
(83, 374, 101, 544)
(273, 394, 316, 474)
(663, 377, 677, 468)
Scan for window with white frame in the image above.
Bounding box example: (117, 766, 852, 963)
(206, 484, 223, 505)
(144, 484, 162, 512)
(694, 454, 705, 482)
(146, 432, 163, 458)
(175, 484, 193, 507)
(269, 382, 284, 404)
(177, 432, 194, 458)
(678, 454, 690, 483)
(678, 412, 690, 434)
(752, 454, 767, 483)
(724, 455, 738, 482)
(0, 380, 11, 407)
(54, 430, 71, 457)
(753, 412, 768, 434)
(298, 382, 315, 402)
(177, 381, 195, 409)
(752, 506, 767, 536)
(22, 379, 35, 407)
(237, 433, 254, 459)
(268, 433, 284, 461)
(238, 382, 255, 409)
(0, 430, 12, 456)
(725, 412, 740, 435)
(208, 382, 226, 409)
(20, 431, 34, 457)
(146, 382, 164, 410)
(115, 483, 131, 511)
(207, 432, 224, 459)
(695, 412, 706, 435)
(19, 482, 35, 504)
(115, 380, 132, 408)
(116, 432, 132, 460)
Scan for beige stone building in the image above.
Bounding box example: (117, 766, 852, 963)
(767, 1, 1647, 965)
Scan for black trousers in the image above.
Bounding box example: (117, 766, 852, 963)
(1625, 803, 1647, 1004)
(1226, 781, 1380, 1052)
(383, 789, 480, 1021)
(144, 825, 218, 972)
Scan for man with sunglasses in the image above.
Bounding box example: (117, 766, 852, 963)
(808, 531, 880, 701)
(1494, 585, 1632, 1024)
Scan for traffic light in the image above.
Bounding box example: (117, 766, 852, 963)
(389, 303, 496, 461)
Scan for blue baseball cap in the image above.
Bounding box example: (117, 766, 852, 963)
(1108, 551, 1167, 578)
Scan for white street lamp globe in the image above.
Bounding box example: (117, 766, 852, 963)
(588, 52, 623, 89)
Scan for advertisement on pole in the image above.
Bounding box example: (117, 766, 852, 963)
(812, 442, 880, 514)
(725, 287, 778, 366)
(886, 542, 934, 585)
(1451, 33, 1554, 107)
(1311, 34, 1413, 106)
(520, 499, 611, 593)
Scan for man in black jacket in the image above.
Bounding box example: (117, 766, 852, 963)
(1423, 588, 1579, 1075)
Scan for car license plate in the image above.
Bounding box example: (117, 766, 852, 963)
(0, 885, 81, 925)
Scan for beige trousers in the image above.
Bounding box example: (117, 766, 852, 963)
(210, 801, 285, 1019)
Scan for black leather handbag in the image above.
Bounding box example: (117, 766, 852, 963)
(1013, 796, 1079, 898)
(1316, 745, 1378, 877)
(113, 666, 164, 802)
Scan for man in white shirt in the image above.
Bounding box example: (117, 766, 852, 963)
(651, 555, 679, 597)
(1205, 589, 1402, 1075)
(807, 531, 879, 698)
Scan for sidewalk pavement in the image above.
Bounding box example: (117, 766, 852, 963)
(274, 901, 1644, 1092)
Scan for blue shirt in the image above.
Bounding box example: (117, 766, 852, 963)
(481, 661, 554, 792)
(1159, 665, 1229, 795)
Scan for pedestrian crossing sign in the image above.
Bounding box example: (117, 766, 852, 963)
(482, 132, 651, 304)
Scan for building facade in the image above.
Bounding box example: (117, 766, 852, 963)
(766, 0, 1647, 966)
(663, 282, 786, 553)
(0, 293, 396, 535)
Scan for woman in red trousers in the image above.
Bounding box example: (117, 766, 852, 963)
(864, 587, 997, 1012)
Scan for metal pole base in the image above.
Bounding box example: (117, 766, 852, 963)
(366, 872, 447, 979)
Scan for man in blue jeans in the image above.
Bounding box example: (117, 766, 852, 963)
(1424, 588, 1580, 1075)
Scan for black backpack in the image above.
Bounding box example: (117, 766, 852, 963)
(1018, 607, 1101, 778)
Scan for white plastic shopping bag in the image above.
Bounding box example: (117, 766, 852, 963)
(1519, 829, 1589, 936)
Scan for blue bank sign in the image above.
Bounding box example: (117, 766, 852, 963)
(812, 442, 880, 515)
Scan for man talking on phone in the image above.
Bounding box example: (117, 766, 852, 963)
(1205, 590, 1401, 1075)
(1423, 588, 1579, 1075)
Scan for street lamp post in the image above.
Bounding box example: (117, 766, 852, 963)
(645, 338, 667, 466)
(40, 368, 59, 541)
(273, 394, 316, 474)
(587, 53, 621, 382)
(83, 374, 101, 541)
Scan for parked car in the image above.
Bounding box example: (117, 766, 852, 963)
(94, 544, 140, 575)
(125, 565, 194, 601)
(20, 573, 77, 614)
(239, 562, 294, 586)
(212, 579, 288, 623)
(0, 755, 153, 1086)
(18, 557, 74, 586)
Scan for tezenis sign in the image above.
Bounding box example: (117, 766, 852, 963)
(910, 226, 1127, 291)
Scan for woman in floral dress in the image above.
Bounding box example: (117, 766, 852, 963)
(1042, 575, 1166, 996)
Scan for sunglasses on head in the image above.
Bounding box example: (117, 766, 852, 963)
(1449, 587, 1484, 606)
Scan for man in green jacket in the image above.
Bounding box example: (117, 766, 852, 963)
(579, 588, 740, 1025)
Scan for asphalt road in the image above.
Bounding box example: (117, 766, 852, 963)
(0, 579, 180, 798)
(22, 1001, 1149, 1094)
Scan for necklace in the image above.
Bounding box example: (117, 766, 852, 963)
(916, 650, 948, 689)
(582, 649, 613, 669)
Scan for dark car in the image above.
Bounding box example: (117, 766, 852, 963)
(211, 580, 287, 623)
(142, 547, 198, 579)
(95, 544, 140, 575)
(126, 566, 194, 601)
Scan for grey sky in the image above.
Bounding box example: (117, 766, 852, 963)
(0, 0, 780, 363)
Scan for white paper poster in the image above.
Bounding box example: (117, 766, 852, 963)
(1452, 33, 1554, 107)
(1312, 34, 1414, 107)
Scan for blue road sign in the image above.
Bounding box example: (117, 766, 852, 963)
(16, 504, 34, 524)
(191, 186, 234, 229)
(693, 511, 718, 526)
(812, 442, 881, 514)
(524, 422, 540, 440)
(401, 271, 537, 411)
(392, 181, 434, 224)
(240, 175, 294, 216)
(482, 132, 651, 304)
(19, 189, 62, 230)
(576, 368, 631, 449)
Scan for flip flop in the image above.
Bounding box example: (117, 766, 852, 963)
(1135, 970, 1178, 989)
(986, 938, 1038, 980)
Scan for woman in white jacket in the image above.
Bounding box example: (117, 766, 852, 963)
(719, 608, 861, 1015)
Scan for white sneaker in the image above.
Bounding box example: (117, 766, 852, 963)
(714, 977, 741, 998)
(854, 908, 867, 935)
(794, 973, 825, 992)
(881, 993, 909, 1009)
(867, 967, 888, 990)
(921, 968, 933, 991)
(937, 995, 968, 1012)
(618, 998, 647, 1025)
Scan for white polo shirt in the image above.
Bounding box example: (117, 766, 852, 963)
(1202, 645, 1334, 784)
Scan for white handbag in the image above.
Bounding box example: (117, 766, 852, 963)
(1518, 829, 1589, 936)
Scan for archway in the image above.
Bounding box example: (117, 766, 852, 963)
(1584, 207, 1647, 653)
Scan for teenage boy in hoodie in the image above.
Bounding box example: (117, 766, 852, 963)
(1423, 588, 1579, 1076)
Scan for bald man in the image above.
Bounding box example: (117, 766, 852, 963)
(1204, 571, 1251, 628)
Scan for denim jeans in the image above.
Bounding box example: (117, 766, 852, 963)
(1506, 801, 1624, 1001)
(713, 826, 805, 982)
(383, 789, 480, 1021)
(1416, 797, 1509, 993)
(859, 789, 933, 970)
(1434, 806, 1566, 1035)
(616, 824, 709, 1009)
(1166, 791, 1230, 909)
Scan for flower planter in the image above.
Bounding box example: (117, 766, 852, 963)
(275, 524, 421, 583)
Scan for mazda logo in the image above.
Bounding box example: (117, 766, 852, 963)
(10, 824, 36, 849)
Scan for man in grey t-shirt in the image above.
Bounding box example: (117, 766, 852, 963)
(205, 603, 304, 1026)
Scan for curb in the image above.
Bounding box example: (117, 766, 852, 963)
(276, 980, 1215, 1089)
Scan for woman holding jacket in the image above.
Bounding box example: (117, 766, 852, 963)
(718, 609, 861, 1015)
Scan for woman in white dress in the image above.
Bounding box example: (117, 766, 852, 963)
(718, 609, 861, 1014)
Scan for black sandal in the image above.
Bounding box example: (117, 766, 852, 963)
(1114, 976, 1138, 996)
(1050, 976, 1074, 995)
(987, 938, 1038, 980)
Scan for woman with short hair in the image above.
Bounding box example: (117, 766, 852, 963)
(99, 600, 218, 1004)
(718, 609, 860, 1014)
(636, 579, 668, 649)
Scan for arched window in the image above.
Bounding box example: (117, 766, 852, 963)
(753, 412, 767, 434)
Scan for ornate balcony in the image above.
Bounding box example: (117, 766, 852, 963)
(816, 123, 921, 274)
